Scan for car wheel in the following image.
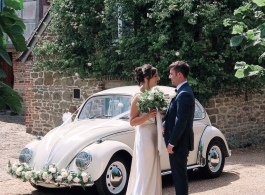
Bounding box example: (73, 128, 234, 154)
(95, 155, 130, 195)
(201, 140, 225, 178)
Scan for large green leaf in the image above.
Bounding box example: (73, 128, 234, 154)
(235, 61, 248, 70)
(0, 47, 12, 65)
(244, 39, 261, 49)
(0, 36, 7, 47)
(234, 61, 264, 78)
(2, 8, 26, 29)
(232, 25, 243, 34)
(234, 3, 251, 15)
(0, 97, 6, 110)
(0, 16, 16, 29)
(0, 82, 23, 113)
(2, 8, 20, 21)
(5, 31, 26, 51)
(253, 0, 265, 7)
(230, 35, 244, 47)
(246, 30, 257, 40)
(235, 69, 245, 78)
(258, 52, 265, 63)
(0, 68, 7, 78)
(4, 0, 23, 10)
(257, 23, 265, 37)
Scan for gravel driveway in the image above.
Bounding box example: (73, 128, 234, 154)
(1, 114, 265, 195)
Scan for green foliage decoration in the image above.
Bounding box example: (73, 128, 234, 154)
(224, 0, 265, 84)
(34, 0, 263, 103)
(0, 0, 25, 113)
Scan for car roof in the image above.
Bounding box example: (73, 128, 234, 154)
(93, 85, 176, 96)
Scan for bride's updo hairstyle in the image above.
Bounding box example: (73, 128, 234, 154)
(135, 64, 157, 86)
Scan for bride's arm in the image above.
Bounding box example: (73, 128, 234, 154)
(129, 95, 157, 126)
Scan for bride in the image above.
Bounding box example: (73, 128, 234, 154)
(126, 64, 162, 195)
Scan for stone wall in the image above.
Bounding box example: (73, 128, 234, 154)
(26, 71, 105, 135)
(204, 90, 265, 148)
(19, 64, 129, 135)
(11, 55, 265, 147)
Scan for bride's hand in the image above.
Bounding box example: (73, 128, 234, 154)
(147, 109, 157, 119)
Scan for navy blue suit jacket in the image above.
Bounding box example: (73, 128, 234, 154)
(164, 82, 195, 156)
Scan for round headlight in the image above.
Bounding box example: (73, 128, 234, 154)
(75, 151, 92, 170)
(19, 148, 33, 164)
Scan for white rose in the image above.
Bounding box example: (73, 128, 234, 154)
(169, 91, 177, 99)
(81, 172, 87, 178)
(25, 171, 31, 180)
(148, 95, 154, 100)
(73, 177, 80, 183)
(67, 175, 73, 181)
(49, 164, 53, 169)
(61, 169, 66, 172)
(12, 165, 17, 171)
(61, 171, 68, 178)
(16, 170, 21, 176)
(31, 178, 35, 184)
(56, 176, 62, 182)
(87, 63, 92, 66)
(49, 167, 56, 173)
(83, 176, 88, 183)
(118, 102, 123, 107)
(17, 166, 23, 172)
(42, 172, 48, 180)
(48, 174, 53, 180)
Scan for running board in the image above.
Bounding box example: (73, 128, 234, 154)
(161, 164, 202, 176)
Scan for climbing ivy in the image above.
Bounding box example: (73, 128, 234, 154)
(34, 0, 263, 103)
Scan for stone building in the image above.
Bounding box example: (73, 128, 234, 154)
(1, 1, 265, 147)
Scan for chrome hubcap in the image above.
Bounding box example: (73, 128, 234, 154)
(106, 161, 127, 194)
(110, 167, 123, 187)
(207, 145, 222, 172)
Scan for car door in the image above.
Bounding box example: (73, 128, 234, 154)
(160, 100, 207, 170)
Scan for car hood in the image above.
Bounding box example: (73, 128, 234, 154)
(32, 119, 133, 170)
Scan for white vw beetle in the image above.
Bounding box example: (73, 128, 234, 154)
(12, 86, 231, 195)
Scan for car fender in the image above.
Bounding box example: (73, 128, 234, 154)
(200, 126, 230, 159)
(69, 140, 133, 181)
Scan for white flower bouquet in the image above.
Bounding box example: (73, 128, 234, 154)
(7, 160, 93, 189)
(137, 87, 168, 113)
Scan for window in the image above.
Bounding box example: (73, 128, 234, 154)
(78, 95, 132, 120)
(194, 101, 205, 120)
(0, 0, 4, 11)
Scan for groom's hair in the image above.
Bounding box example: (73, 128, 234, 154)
(169, 61, 190, 78)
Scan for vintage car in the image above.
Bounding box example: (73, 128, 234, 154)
(8, 86, 231, 195)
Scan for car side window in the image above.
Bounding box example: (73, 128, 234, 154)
(194, 101, 205, 120)
(78, 95, 131, 120)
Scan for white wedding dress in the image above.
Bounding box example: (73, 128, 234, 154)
(126, 113, 162, 195)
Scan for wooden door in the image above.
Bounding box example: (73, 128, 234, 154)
(0, 54, 14, 88)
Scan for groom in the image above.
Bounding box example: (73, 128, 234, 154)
(163, 61, 195, 195)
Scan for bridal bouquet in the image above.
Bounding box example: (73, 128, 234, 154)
(137, 87, 168, 113)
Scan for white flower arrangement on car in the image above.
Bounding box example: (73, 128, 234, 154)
(137, 87, 169, 113)
(7, 161, 93, 189)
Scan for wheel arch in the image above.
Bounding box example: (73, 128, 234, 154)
(76, 140, 133, 182)
(200, 126, 231, 159)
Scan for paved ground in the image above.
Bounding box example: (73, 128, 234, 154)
(1, 114, 265, 195)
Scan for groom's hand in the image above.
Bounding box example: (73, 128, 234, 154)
(162, 127, 164, 137)
(167, 144, 174, 154)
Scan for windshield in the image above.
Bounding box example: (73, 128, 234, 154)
(78, 95, 132, 120)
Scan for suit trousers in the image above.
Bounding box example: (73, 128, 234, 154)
(169, 151, 188, 195)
